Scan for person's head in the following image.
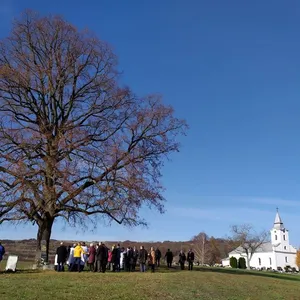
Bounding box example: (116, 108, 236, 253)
(82, 242, 86, 246)
(73, 243, 76, 247)
(77, 242, 81, 246)
(151, 247, 154, 251)
(189, 249, 192, 252)
(167, 248, 170, 252)
(60, 242, 64, 245)
(90, 243, 94, 247)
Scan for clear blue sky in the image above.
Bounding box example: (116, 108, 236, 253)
(1, 0, 300, 246)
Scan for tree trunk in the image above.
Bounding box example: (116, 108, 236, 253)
(35, 218, 54, 265)
(201, 239, 205, 265)
(246, 256, 250, 269)
(35, 229, 43, 266)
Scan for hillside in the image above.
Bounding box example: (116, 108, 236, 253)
(1, 267, 300, 300)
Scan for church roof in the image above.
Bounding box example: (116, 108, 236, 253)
(229, 242, 273, 254)
(273, 209, 285, 230)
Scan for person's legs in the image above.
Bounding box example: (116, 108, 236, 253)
(59, 262, 64, 272)
(97, 260, 101, 272)
(151, 263, 155, 272)
(74, 258, 81, 272)
(101, 260, 106, 273)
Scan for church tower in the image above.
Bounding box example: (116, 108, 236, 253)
(270, 209, 290, 252)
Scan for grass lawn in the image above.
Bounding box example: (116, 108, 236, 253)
(0, 266, 300, 300)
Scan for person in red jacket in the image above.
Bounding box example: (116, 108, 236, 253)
(108, 249, 113, 271)
(88, 243, 96, 272)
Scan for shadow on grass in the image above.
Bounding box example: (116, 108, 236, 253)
(158, 265, 300, 282)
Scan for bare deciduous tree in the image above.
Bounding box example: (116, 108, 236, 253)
(191, 232, 210, 265)
(231, 224, 269, 269)
(0, 11, 187, 262)
(208, 237, 221, 266)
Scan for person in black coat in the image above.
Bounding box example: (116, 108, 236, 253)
(132, 246, 139, 271)
(155, 248, 161, 267)
(179, 250, 186, 270)
(96, 242, 108, 273)
(116, 244, 121, 272)
(165, 249, 173, 268)
(138, 246, 148, 272)
(56, 242, 68, 272)
(111, 245, 119, 272)
(125, 247, 133, 272)
(187, 249, 195, 270)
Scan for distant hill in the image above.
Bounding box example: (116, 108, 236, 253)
(1, 237, 235, 264)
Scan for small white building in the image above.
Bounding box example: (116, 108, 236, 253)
(222, 210, 298, 270)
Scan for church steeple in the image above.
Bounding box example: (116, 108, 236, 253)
(273, 208, 284, 230)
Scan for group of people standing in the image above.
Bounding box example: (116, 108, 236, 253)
(179, 249, 195, 270)
(55, 242, 196, 273)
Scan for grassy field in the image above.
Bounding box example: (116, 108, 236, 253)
(0, 265, 300, 300)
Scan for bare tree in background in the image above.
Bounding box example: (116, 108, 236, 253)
(208, 237, 221, 266)
(0, 11, 187, 263)
(231, 224, 269, 269)
(191, 232, 210, 265)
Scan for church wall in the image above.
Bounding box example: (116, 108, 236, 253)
(228, 252, 275, 269)
(225, 250, 297, 270)
(274, 251, 297, 269)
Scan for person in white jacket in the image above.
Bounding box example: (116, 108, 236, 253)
(67, 244, 76, 271)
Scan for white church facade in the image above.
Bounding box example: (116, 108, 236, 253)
(222, 210, 298, 270)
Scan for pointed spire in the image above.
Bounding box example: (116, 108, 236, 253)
(274, 208, 284, 230)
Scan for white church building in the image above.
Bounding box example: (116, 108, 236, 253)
(222, 210, 298, 270)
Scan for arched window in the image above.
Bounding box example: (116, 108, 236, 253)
(275, 235, 277, 240)
(258, 258, 261, 265)
(269, 258, 272, 265)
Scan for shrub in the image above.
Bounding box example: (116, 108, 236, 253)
(284, 265, 291, 272)
(230, 257, 238, 268)
(238, 257, 247, 269)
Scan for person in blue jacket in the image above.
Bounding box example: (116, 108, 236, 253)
(0, 241, 5, 270)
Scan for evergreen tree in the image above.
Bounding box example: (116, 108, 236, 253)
(238, 257, 247, 269)
(230, 256, 238, 268)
